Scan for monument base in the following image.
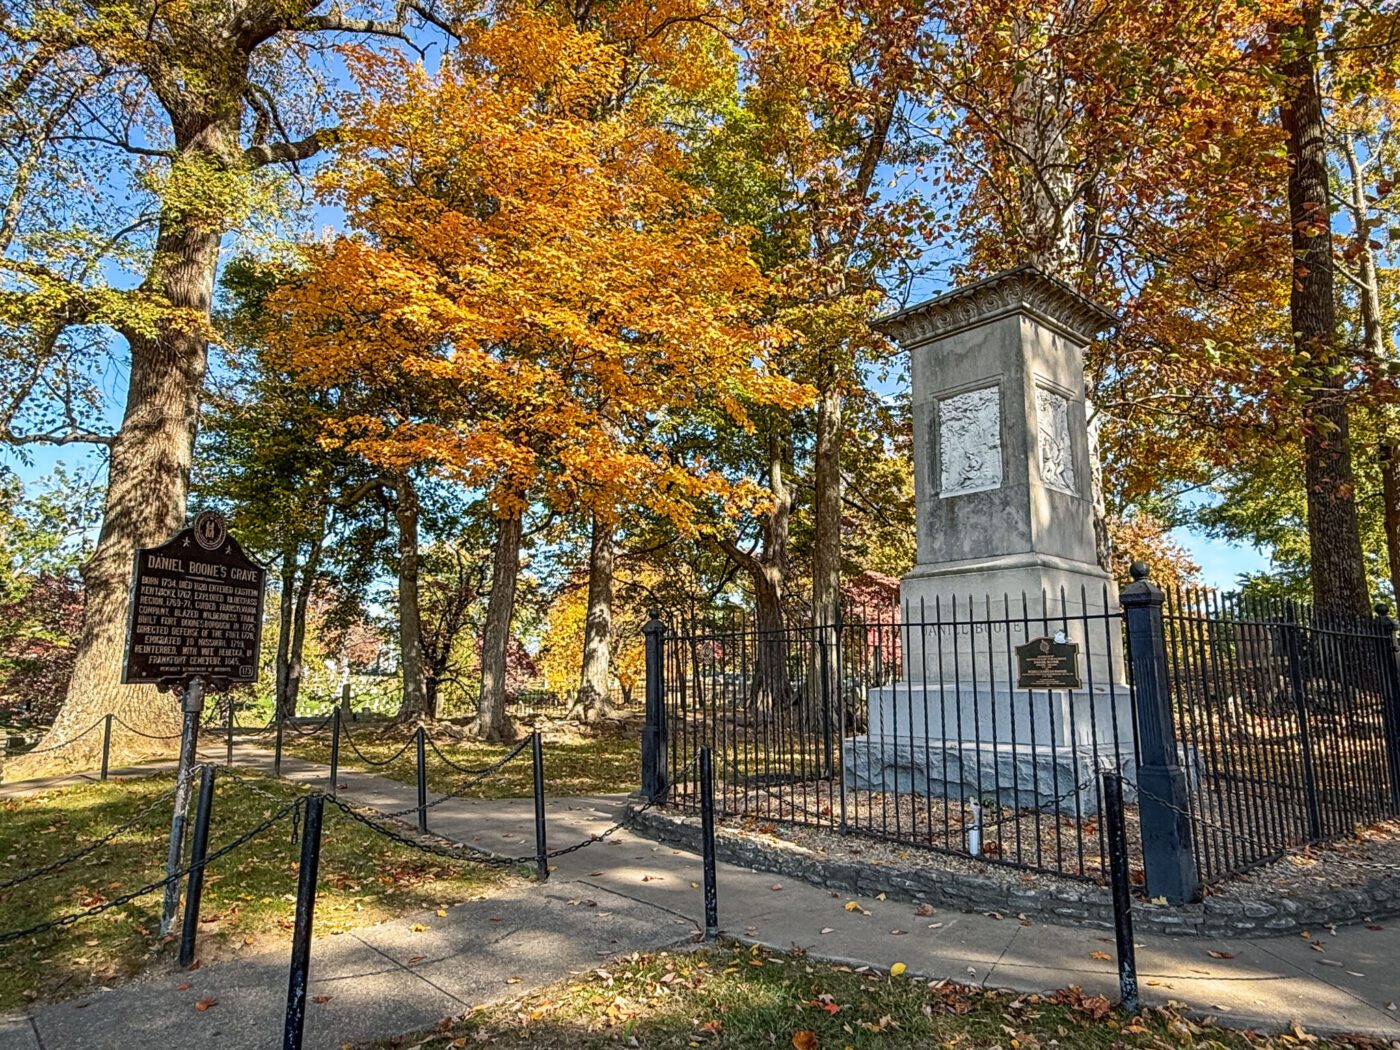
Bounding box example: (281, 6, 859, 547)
(841, 735, 1133, 815)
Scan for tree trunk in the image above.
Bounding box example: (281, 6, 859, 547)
(286, 535, 322, 718)
(1276, 7, 1369, 614)
(5, 179, 223, 780)
(1382, 442, 1400, 610)
(275, 546, 296, 719)
(810, 385, 842, 728)
(393, 475, 430, 720)
(477, 509, 522, 742)
(571, 514, 617, 723)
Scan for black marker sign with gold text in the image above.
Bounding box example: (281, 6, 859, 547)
(1014, 635, 1082, 691)
(122, 510, 267, 689)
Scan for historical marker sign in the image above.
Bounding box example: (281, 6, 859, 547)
(122, 510, 267, 688)
(1014, 635, 1082, 690)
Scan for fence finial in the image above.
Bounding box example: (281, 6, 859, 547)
(1129, 560, 1150, 582)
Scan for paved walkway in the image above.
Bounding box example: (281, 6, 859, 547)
(3, 746, 1400, 1049)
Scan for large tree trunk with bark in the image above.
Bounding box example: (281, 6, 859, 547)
(571, 514, 617, 723)
(1382, 442, 1400, 611)
(286, 536, 322, 718)
(1276, 7, 1369, 615)
(4, 157, 225, 780)
(477, 510, 522, 742)
(393, 475, 430, 720)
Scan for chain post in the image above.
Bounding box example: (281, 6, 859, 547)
(699, 746, 718, 940)
(282, 795, 323, 1050)
(328, 709, 341, 797)
(1102, 770, 1139, 1012)
(161, 677, 204, 936)
(225, 696, 234, 767)
(532, 731, 548, 881)
(416, 727, 428, 835)
(642, 608, 669, 803)
(1121, 563, 1201, 904)
(179, 765, 217, 968)
(100, 714, 113, 782)
(274, 714, 284, 778)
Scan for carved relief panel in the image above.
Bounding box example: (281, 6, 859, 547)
(937, 386, 1002, 497)
(1035, 387, 1076, 495)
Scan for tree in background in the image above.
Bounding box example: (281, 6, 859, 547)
(270, 12, 805, 740)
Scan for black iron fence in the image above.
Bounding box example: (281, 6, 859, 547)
(656, 586, 1136, 883)
(1163, 589, 1400, 883)
(642, 567, 1400, 895)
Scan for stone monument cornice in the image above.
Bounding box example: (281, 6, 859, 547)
(874, 264, 1119, 348)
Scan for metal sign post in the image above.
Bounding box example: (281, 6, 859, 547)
(160, 677, 204, 935)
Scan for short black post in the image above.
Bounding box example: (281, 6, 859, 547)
(100, 713, 113, 782)
(274, 715, 285, 778)
(641, 609, 669, 803)
(282, 794, 323, 1050)
(1282, 602, 1324, 840)
(161, 677, 205, 936)
(531, 731, 548, 881)
(179, 765, 217, 968)
(1121, 563, 1202, 904)
(328, 709, 341, 797)
(224, 697, 234, 767)
(699, 745, 719, 940)
(415, 727, 428, 835)
(1102, 770, 1139, 1012)
(1375, 605, 1400, 811)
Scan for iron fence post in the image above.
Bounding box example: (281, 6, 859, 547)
(1375, 605, 1400, 812)
(179, 765, 217, 968)
(699, 746, 718, 940)
(274, 715, 284, 778)
(328, 709, 341, 797)
(282, 794, 322, 1050)
(100, 713, 112, 782)
(532, 731, 548, 881)
(161, 677, 204, 936)
(642, 609, 669, 804)
(1102, 769, 1139, 1012)
(1121, 563, 1201, 904)
(1282, 602, 1324, 840)
(416, 727, 428, 834)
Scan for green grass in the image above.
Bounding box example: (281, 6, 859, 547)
(352, 943, 1386, 1050)
(283, 722, 642, 799)
(0, 772, 507, 1013)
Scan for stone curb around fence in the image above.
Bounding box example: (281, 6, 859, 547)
(627, 804, 1400, 939)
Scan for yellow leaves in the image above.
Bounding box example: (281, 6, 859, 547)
(888, 962, 906, 977)
(270, 7, 803, 532)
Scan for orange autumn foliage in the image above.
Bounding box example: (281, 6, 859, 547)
(268, 11, 809, 525)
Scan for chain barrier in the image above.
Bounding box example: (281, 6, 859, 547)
(425, 733, 530, 779)
(111, 718, 184, 741)
(0, 782, 182, 890)
(377, 738, 534, 819)
(215, 764, 308, 808)
(339, 721, 417, 767)
(278, 714, 335, 738)
(6, 718, 104, 756)
(0, 797, 302, 946)
(326, 754, 698, 868)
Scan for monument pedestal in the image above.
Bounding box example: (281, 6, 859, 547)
(843, 682, 1137, 813)
(856, 266, 1138, 815)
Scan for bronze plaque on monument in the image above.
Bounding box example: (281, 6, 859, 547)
(122, 510, 267, 688)
(1014, 635, 1081, 690)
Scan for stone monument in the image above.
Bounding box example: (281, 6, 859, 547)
(843, 264, 1134, 812)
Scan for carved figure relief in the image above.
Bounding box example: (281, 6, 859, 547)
(938, 386, 1002, 497)
(1036, 388, 1076, 495)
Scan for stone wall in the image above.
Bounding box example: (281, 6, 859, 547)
(629, 804, 1400, 938)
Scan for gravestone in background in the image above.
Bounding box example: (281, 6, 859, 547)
(845, 265, 1135, 812)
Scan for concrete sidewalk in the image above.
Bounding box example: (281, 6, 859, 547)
(4, 745, 1400, 1048)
